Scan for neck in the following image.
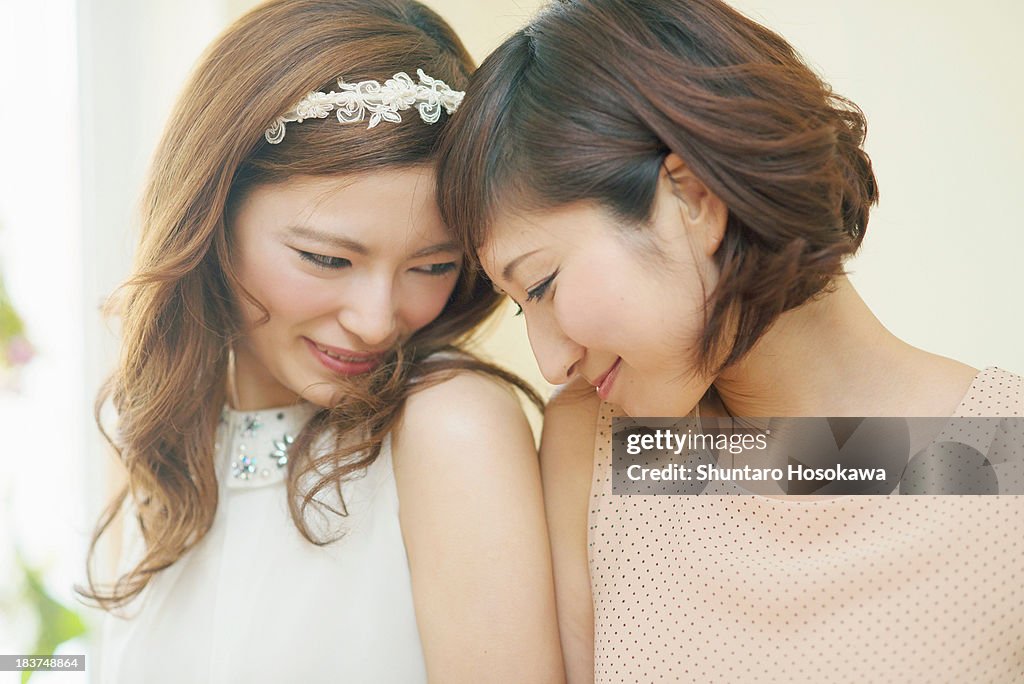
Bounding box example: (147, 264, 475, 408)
(230, 343, 302, 411)
(711, 277, 971, 417)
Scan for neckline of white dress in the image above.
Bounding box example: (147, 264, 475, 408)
(218, 402, 318, 489)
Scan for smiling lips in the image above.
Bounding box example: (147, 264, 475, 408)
(304, 337, 384, 375)
(592, 358, 623, 400)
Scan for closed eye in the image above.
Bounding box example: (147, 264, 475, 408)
(512, 269, 558, 316)
(526, 269, 558, 303)
(298, 250, 351, 270)
(412, 262, 459, 276)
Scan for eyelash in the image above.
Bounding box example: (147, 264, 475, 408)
(513, 269, 559, 317)
(299, 251, 350, 269)
(298, 250, 458, 276)
(414, 262, 459, 276)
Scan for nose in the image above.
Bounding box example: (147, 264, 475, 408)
(524, 310, 584, 385)
(337, 276, 399, 348)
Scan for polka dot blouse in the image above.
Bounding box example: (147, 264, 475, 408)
(588, 367, 1023, 682)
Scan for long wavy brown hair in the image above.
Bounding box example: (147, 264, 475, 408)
(80, 0, 540, 611)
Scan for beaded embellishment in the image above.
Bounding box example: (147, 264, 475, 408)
(220, 406, 313, 487)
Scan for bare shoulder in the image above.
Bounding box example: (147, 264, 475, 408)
(390, 370, 564, 681)
(541, 377, 602, 474)
(392, 369, 534, 472)
(540, 380, 600, 683)
(539, 377, 601, 531)
(390, 368, 541, 538)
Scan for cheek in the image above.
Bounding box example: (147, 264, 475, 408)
(396, 276, 458, 332)
(656, 265, 708, 349)
(553, 277, 624, 345)
(236, 254, 337, 329)
(552, 249, 651, 347)
(553, 250, 706, 357)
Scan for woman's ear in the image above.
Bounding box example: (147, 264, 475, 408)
(662, 153, 727, 257)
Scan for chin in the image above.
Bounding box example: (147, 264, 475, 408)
(624, 393, 693, 419)
(614, 396, 644, 418)
(604, 384, 642, 417)
(295, 381, 339, 409)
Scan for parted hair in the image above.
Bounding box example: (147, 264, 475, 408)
(437, 0, 878, 373)
(81, 0, 540, 610)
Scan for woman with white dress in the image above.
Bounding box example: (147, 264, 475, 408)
(80, 1, 563, 681)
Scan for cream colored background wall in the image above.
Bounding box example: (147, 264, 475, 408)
(726, 0, 1024, 377)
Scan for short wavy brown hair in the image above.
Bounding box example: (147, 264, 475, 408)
(437, 0, 878, 374)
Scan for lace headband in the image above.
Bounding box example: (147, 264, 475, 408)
(265, 68, 464, 144)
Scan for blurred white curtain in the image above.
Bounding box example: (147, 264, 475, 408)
(74, 0, 233, 678)
(78, 0, 234, 517)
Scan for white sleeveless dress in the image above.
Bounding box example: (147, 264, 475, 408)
(101, 403, 427, 683)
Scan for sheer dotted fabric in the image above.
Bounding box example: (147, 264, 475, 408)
(588, 368, 1024, 682)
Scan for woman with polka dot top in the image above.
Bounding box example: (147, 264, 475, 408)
(435, 0, 1024, 681)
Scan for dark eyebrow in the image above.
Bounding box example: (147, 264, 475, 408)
(502, 249, 541, 282)
(286, 225, 369, 255)
(286, 226, 461, 259)
(411, 241, 461, 259)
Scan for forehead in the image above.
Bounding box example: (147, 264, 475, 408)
(478, 202, 614, 277)
(239, 167, 448, 244)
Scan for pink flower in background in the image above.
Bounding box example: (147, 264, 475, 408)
(6, 334, 33, 367)
(1, 268, 34, 379)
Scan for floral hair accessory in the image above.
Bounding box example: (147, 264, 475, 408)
(265, 68, 464, 144)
